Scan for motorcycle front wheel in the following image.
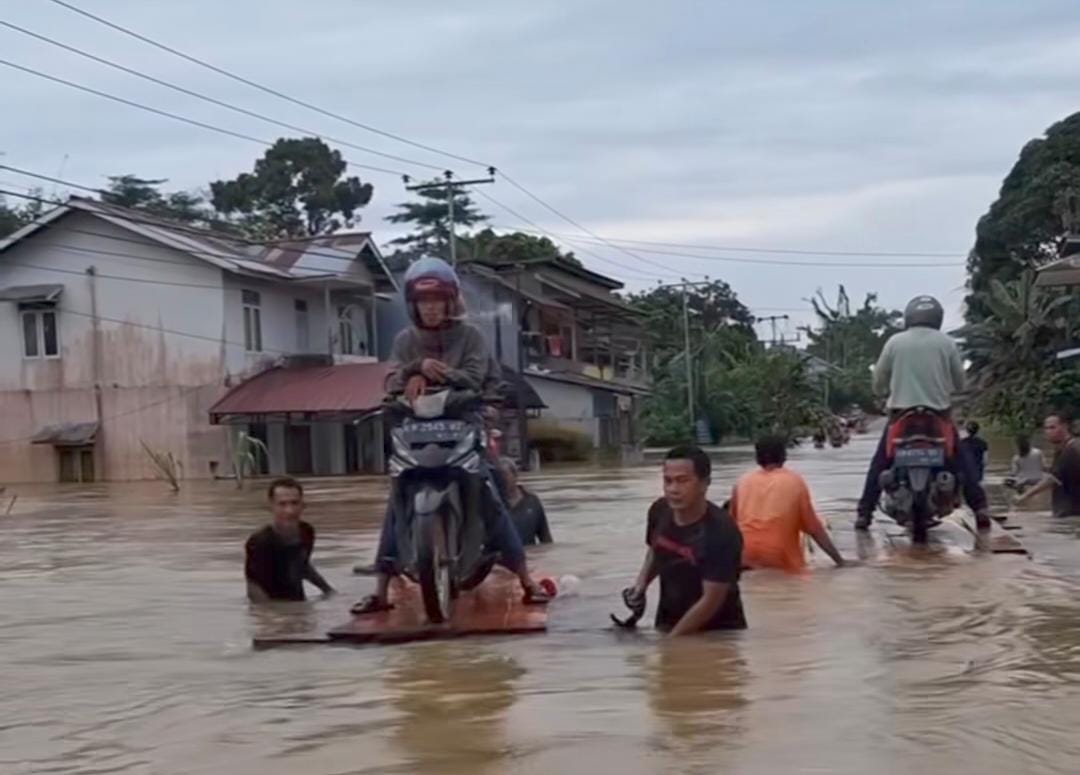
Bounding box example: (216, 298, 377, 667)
(417, 510, 453, 624)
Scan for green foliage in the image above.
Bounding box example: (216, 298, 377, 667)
(967, 112, 1080, 320)
(954, 270, 1073, 431)
(0, 188, 48, 237)
(141, 441, 182, 492)
(211, 137, 373, 238)
(804, 285, 901, 412)
(458, 228, 581, 267)
(232, 430, 269, 489)
(385, 179, 487, 266)
(103, 175, 212, 225)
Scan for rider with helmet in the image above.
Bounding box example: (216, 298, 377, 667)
(350, 257, 550, 615)
(854, 295, 992, 531)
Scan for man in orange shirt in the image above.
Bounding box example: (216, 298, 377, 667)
(730, 436, 847, 572)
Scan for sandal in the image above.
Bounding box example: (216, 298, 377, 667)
(522, 585, 551, 605)
(350, 595, 393, 615)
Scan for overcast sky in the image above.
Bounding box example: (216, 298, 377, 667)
(4, 0, 1080, 339)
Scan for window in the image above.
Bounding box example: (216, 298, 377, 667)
(337, 305, 354, 355)
(294, 299, 309, 351)
(21, 309, 59, 359)
(242, 289, 262, 352)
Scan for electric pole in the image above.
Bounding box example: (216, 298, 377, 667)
(656, 278, 715, 437)
(404, 168, 496, 265)
(754, 314, 790, 347)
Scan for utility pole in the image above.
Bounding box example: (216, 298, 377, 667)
(656, 278, 715, 437)
(404, 168, 496, 265)
(754, 314, 790, 347)
(682, 281, 694, 431)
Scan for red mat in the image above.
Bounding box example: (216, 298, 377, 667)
(326, 568, 549, 644)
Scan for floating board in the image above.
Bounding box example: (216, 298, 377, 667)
(865, 510, 1029, 557)
(328, 568, 548, 644)
(955, 512, 1029, 555)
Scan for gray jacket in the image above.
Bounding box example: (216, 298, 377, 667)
(385, 322, 493, 394)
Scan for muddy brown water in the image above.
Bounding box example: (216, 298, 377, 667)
(3, 435, 1080, 774)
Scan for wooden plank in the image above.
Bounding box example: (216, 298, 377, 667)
(327, 568, 548, 645)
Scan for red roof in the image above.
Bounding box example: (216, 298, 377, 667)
(209, 362, 395, 419)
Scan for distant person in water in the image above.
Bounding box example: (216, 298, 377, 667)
(245, 477, 335, 602)
(1016, 411, 1080, 518)
(1005, 435, 1045, 494)
(730, 435, 847, 573)
(499, 457, 553, 545)
(960, 421, 989, 483)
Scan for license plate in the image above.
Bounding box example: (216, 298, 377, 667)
(894, 446, 945, 468)
(401, 420, 468, 443)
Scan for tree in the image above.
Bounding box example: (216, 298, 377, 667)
(628, 279, 756, 365)
(210, 137, 373, 239)
(803, 285, 901, 411)
(0, 189, 48, 237)
(102, 175, 212, 225)
(459, 228, 580, 267)
(967, 112, 1080, 322)
(384, 179, 487, 264)
(953, 270, 1072, 431)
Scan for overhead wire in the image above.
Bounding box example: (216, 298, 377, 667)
(0, 58, 409, 178)
(0, 20, 449, 174)
(43, 0, 493, 170)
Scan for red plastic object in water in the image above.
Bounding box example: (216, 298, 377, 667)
(539, 577, 558, 598)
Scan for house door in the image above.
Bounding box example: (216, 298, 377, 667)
(58, 447, 95, 483)
(344, 423, 360, 474)
(285, 425, 313, 475)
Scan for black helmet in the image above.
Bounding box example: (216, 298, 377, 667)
(903, 295, 944, 329)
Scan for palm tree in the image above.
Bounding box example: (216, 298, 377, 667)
(954, 270, 1073, 428)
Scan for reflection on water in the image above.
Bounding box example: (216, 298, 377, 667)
(4, 438, 1080, 773)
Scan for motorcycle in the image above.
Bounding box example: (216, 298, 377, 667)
(877, 408, 958, 544)
(385, 389, 498, 623)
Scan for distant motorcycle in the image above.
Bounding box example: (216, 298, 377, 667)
(385, 389, 497, 623)
(877, 408, 958, 544)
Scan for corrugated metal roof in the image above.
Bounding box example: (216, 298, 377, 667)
(31, 421, 99, 446)
(0, 283, 64, 302)
(209, 362, 396, 418)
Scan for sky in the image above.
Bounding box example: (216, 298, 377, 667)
(4, 0, 1080, 341)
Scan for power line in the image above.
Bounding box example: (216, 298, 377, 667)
(545, 232, 962, 268)
(472, 188, 699, 281)
(0, 20, 448, 174)
(44, 0, 492, 170)
(509, 227, 964, 259)
(0, 58, 409, 178)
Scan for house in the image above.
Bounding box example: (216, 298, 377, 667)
(0, 196, 395, 483)
(376, 255, 650, 462)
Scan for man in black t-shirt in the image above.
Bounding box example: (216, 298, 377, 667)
(960, 421, 989, 482)
(245, 477, 335, 602)
(1017, 411, 1080, 518)
(499, 458, 554, 545)
(624, 445, 746, 635)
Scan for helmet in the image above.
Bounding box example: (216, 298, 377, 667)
(903, 295, 944, 330)
(403, 256, 463, 328)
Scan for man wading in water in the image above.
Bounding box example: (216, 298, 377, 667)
(1015, 411, 1080, 518)
(621, 446, 747, 636)
(245, 477, 335, 602)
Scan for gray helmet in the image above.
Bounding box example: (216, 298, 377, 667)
(903, 295, 944, 329)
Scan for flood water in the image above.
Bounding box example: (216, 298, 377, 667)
(4, 434, 1080, 774)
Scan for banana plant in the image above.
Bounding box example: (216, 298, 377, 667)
(232, 430, 269, 490)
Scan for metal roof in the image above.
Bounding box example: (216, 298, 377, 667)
(31, 421, 99, 446)
(0, 197, 395, 288)
(0, 283, 64, 303)
(209, 361, 396, 420)
(1036, 255, 1080, 287)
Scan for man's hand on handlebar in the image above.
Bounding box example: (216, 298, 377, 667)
(420, 358, 450, 382)
(404, 374, 428, 403)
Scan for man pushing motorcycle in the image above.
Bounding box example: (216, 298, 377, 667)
(854, 295, 993, 531)
(350, 257, 550, 615)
